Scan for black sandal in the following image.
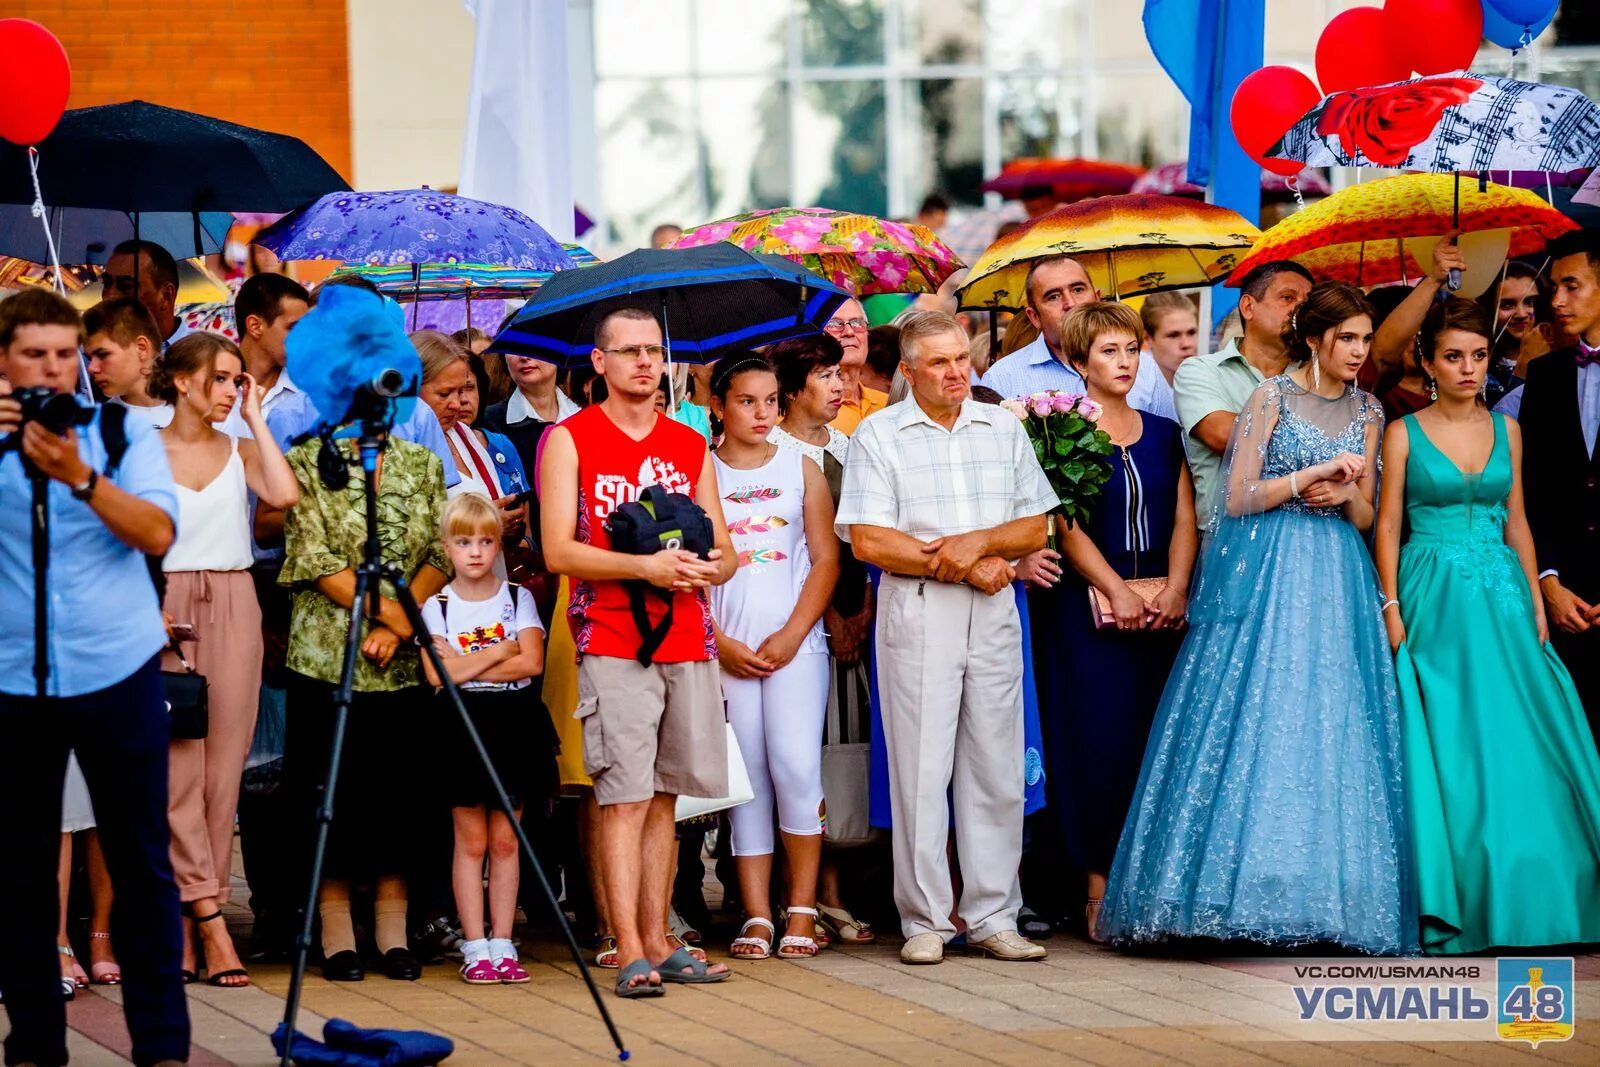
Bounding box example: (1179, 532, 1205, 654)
(194, 910, 250, 988)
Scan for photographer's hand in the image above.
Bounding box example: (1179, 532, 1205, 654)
(21, 424, 92, 487)
(0, 378, 18, 437)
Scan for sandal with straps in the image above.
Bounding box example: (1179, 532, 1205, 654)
(730, 917, 774, 960)
(88, 931, 121, 985)
(816, 904, 874, 944)
(194, 910, 250, 987)
(57, 944, 83, 999)
(666, 932, 706, 963)
(777, 906, 820, 959)
(594, 935, 619, 969)
(1084, 898, 1107, 944)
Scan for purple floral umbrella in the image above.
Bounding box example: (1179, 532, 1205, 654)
(253, 187, 574, 272)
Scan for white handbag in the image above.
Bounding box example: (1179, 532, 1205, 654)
(821, 661, 883, 847)
(674, 720, 755, 823)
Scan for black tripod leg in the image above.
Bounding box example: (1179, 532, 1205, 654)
(389, 568, 628, 1060)
(279, 564, 374, 1067)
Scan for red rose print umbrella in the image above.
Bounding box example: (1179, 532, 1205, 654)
(1268, 72, 1600, 173)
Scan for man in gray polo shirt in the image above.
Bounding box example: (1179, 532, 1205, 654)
(1173, 261, 1312, 529)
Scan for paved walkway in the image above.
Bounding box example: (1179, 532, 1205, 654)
(43, 925, 1600, 1066)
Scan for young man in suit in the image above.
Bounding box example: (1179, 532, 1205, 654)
(1523, 230, 1600, 741)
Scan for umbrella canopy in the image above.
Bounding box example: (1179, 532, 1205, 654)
(254, 188, 573, 272)
(980, 158, 1145, 200)
(0, 205, 234, 264)
(0, 101, 349, 213)
(327, 245, 601, 301)
(957, 194, 1261, 310)
(1224, 173, 1575, 288)
(1270, 72, 1600, 173)
(672, 206, 962, 297)
(492, 244, 852, 366)
(1131, 162, 1333, 200)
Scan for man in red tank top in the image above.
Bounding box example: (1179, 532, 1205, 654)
(540, 307, 735, 995)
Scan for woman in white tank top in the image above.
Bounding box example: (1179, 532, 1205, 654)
(151, 332, 298, 987)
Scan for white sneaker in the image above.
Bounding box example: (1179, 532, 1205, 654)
(900, 932, 944, 965)
(967, 929, 1047, 961)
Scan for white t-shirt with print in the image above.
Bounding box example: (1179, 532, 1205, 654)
(419, 581, 544, 691)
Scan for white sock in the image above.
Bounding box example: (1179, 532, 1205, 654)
(461, 938, 491, 965)
(488, 937, 516, 963)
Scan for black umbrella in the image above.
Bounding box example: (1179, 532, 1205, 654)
(0, 100, 348, 215)
(491, 244, 852, 366)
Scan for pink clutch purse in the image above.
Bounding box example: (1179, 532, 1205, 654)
(1088, 577, 1171, 630)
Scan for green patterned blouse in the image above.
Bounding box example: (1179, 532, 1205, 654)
(280, 436, 450, 691)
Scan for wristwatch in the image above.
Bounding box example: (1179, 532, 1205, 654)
(69, 469, 98, 502)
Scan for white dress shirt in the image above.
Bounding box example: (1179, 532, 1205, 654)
(835, 397, 1057, 544)
(508, 386, 580, 424)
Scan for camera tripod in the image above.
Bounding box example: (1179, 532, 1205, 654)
(277, 419, 626, 1065)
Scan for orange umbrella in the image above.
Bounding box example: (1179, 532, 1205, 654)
(980, 158, 1145, 201)
(957, 194, 1260, 310)
(1225, 173, 1576, 288)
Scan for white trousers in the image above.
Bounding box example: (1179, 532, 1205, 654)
(876, 575, 1024, 942)
(725, 651, 829, 856)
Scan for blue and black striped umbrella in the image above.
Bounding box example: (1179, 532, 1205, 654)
(491, 244, 851, 366)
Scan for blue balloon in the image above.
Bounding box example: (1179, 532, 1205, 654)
(1483, 0, 1558, 49)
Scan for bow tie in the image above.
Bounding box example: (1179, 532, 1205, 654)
(1578, 340, 1600, 367)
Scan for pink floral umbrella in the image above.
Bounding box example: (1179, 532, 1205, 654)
(673, 206, 963, 296)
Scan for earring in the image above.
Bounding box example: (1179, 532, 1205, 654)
(1429, 377, 1437, 402)
(1312, 353, 1321, 390)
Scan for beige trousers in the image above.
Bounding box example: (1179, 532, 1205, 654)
(875, 574, 1024, 943)
(162, 570, 262, 904)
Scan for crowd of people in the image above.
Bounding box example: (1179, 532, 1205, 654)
(3, 224, 1600, 1062)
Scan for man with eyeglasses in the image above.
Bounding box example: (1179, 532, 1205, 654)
(825, 299, 885, 436)
(102, 240, 191, 350)
(540, 306, 737, 996)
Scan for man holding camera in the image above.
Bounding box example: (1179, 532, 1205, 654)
(540, 306, 736, 997)
(0, 290, 189, 1067)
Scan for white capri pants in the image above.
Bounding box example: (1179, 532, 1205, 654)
(724, 651, 830, 856)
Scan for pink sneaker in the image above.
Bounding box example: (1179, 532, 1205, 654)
(459, 958, 499, 985)
(494, 955, 531, 984)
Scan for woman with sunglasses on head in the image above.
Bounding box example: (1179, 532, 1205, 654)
(151, 332, 299, 987)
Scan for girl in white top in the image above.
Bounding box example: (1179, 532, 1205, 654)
(419, 494, 553, 985)
(151, 331, 298, 987)
(707, 354, 840, 960)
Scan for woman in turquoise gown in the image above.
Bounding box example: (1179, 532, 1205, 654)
(1098, 283, 1416, 955)
(1376, 298, 1600, 955)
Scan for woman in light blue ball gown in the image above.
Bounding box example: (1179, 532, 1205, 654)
(1098, 282, 1417, 956)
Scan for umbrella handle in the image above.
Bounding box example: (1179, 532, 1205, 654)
(1447, 174, 1462, 292)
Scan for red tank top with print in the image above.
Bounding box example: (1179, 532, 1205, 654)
(565, 405, 716, 662)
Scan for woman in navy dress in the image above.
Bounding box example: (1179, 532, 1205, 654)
(1023, 302, 1197, 941)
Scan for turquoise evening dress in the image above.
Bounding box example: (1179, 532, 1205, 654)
(1394, 412, 1600, 954)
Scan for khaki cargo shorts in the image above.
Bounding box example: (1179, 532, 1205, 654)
(575, 655, 727, 806)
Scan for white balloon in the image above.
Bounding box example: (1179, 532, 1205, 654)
(1407, 229, 1513, 299)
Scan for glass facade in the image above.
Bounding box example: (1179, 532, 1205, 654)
(585, 0, 1600, 246)
(590, 0, 1136, 244)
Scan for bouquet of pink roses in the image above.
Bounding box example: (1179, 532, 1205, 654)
(999, 390, 1115, 534)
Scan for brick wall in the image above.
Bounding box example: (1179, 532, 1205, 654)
(13, 0, 353, 179)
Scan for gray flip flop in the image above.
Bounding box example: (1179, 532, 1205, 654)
(614, 957, 663, 998)
(654, 946, 731, 984)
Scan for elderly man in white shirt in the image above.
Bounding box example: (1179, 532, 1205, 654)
(837, 310, 1057, 966)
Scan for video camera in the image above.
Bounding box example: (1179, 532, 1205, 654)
(0, 387, 94, 455)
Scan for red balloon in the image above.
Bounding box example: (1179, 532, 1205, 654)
(1316, 8, 1411, 92)
(1231, 66, 1324, 177)
(1383, 0, 1483, 77)
(0, 19, 70, 146)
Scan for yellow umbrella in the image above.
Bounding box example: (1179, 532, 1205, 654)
(1225, 173, 1576, 290)
(957, 194, 1260, 310)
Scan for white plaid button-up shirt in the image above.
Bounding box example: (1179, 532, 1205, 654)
(835, 398, 1057, 544)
